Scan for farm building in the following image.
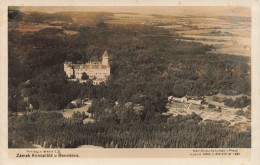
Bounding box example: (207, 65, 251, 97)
(168, 96, 188, 103)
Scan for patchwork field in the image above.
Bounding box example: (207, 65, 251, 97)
(108, 13, 251, 57)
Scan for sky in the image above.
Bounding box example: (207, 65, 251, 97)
(11, 6, 251, 17)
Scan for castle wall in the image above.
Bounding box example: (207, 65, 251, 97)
(64, 51, 110, 85)
(73, 68, 110, 79)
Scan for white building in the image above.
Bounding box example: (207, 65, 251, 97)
(187, 99, 202, 105)
(64, 51, 110, 85)
(168, 96, 188, 103)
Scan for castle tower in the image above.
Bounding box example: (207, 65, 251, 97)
(102, 50, 109, 66)
(64, 61, 70, 72)
(64, 61, 73, 78)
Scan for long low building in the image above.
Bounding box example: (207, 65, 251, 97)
(168, 96, 203, 105)
(187, 99, 203, 105)
(168, 96, 188, 103)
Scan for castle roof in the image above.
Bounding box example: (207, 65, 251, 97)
(73, 64, 110, 69)
(102, 50, 108, 58)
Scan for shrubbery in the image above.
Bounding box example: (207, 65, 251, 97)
(223, 96, 250, 108)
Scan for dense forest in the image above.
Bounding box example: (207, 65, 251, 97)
(8, 112, 251, 148)
(8, 10, 251, 148)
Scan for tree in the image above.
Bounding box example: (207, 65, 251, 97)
(81, 72, 89, 80)
(97, 21, 107, 28)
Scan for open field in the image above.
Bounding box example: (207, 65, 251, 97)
(11, 10, 250, 57)
(165, 100, 250, 131)
(138, 15, 251, 57)
(107, 14, 251, 56)
(56, 104, 91, 118)
(55, 101, 95, 124)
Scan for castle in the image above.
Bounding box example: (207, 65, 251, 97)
(64, 51, 110, 85)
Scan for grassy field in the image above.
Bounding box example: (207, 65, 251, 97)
(166, 100, 250, 131)
(56, 104, 91, 118)
(55, 101, 95, 124)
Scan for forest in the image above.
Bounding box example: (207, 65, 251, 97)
(8, 111, 251, 148)
(8, 10, 251, 148)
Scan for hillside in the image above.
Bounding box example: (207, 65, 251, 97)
(8, 10, 251, 148)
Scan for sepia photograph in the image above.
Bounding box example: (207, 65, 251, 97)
(1, 0, 260, 164)
(7, 6, 253, 150)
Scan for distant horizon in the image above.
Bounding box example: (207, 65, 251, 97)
(9, 6, 251, 17)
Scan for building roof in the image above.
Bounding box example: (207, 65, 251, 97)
(73, 64, 110, 69)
